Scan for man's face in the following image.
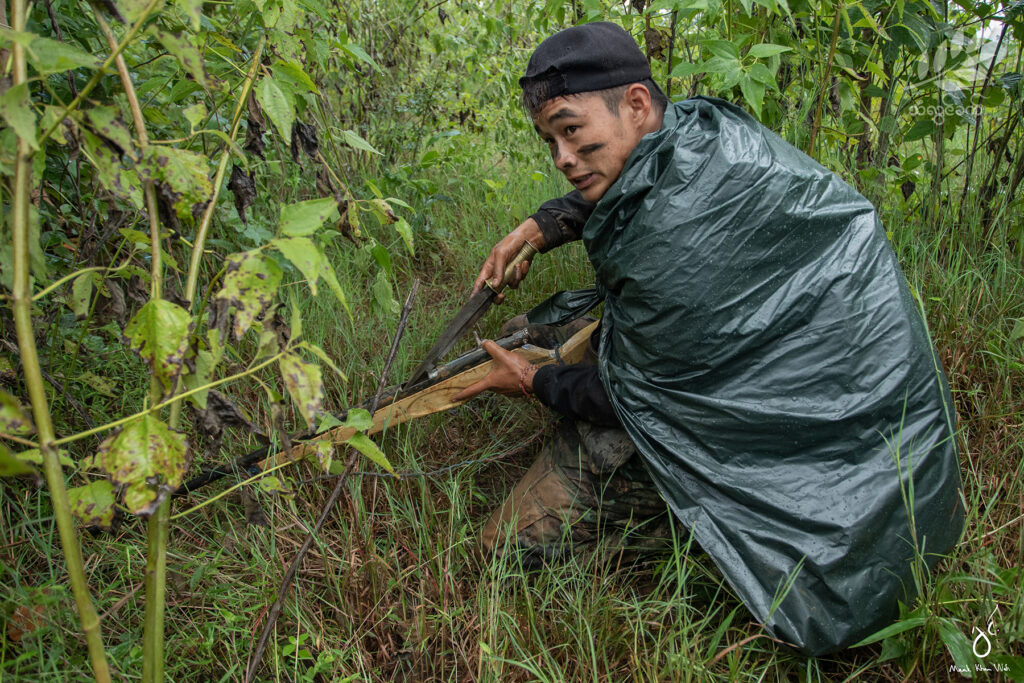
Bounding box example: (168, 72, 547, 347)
(532, 93, 644, 203)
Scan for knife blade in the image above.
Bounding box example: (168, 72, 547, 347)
(405, 240, 538, 387)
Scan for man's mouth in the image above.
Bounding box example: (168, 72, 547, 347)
(570, 173, 596, 190)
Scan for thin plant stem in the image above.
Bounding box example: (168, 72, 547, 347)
(186, 35, 266, 305)
(8, 0, 111, 679)
(91, 8, 169, 680)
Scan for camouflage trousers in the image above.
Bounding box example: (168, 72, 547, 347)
(480, 418, 674, 565)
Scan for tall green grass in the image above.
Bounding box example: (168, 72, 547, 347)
(2, 125, 1022, 681)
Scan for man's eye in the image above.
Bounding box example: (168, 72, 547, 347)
(565, 126, 579, 136)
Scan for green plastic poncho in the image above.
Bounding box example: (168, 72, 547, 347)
(577, 97, 963, 655)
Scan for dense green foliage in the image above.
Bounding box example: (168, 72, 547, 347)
(1, 0, 1022, 679)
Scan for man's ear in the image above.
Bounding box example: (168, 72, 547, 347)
(622, 83, 653, 127)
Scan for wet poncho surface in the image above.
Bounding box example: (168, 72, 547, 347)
(582, 97, 963, 655)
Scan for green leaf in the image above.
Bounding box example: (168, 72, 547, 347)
(75, 371, 117, 398)
(149, 27, 208, 87)
(67, 480, 116, 528)
(372, 270, 399, 315)
(904, 118, 935, 142)
(319, 260, 352, 320)
(341, 408, 372, 431)
(0, 83, 38, 150)
(340, 129, 382, 155)
(216, 250, 284, 339)
(273, 60, 320, 94)
(739, 75, 766, 119)
(95, 414, 188, 516)
(0, 390, 34, 436)
(671, 61, 706, 78)
(344, 432, 393, 473)
(183, 348, 217, 408)
(279, 353, 323, 428)
(747, 43, 792, 59)
(279, 197, 337, 237)
(257, 76, 295, 144)
(1010, 318, 1024, 344)
(0, 443, 35, 477)
(339, 42, 381, 71)
(137, 145, 213, 222)
(302, 342, 348, 383)
(705, 39, 740, 60)
(124, 300, 192, 393)
(256, 474, 291, 494)
(27, 36, 99, 74)
(15, 448, 74, 468)
(182, 102, 207, 129)
(272, 237, 322, 294)
(936, 620, 975, 677)
(852, 616, 927, 646)
(395, 218, 415, 257)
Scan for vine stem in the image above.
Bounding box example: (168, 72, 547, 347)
(8, 0, 112, 680)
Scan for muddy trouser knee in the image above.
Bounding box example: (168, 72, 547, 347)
(480, 419, 672, 565)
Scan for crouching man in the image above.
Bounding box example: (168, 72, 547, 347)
(454, 22, 963, 656)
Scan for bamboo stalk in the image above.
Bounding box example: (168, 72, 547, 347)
(8, 0, 111, 679)
(807, 0, 843, 157)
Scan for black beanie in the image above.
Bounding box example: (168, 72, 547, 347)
(519, 22, 652, 111)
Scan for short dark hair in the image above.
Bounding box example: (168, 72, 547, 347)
(521, 77, 669, 119)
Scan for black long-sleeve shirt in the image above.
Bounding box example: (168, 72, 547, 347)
(525, 192, 621, 426)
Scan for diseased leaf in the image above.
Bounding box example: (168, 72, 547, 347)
(345, 433, 393, 473)
(215, 250, 283, 339)
(0, 443, 36, 477)
(256, 474, 291, 494)
(0, 83, 38, 150)
(340, 129, 381, 155)
(82, 130, 144, 209)
(124, 300, 192, 393)
(173, 0, 203, 30)
(70, 272, 95, 318)
(27, 36, 99, 74)
(95, 414, 188, 516)
(67, 480, 116, 528)
(256, 76, 295, 144)
(149, 27, 208, 87)
(272, 237, 322, 294)
(279, 197, 337, 237)
(278, 353, 323, 428)
(15, 448, 74, 468)
(76, 371, 117, 398)
(137, 145, 213, 223)
(227, 165, 256, 226)
(0, 390, 35, 436)
(308, 438, 334, 471)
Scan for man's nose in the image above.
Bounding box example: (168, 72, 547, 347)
(553, 143, 576, 170)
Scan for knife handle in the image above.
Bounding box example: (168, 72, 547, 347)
(489, 240, 538, 293)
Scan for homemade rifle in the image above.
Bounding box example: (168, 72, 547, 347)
(175, 320, 597, 495)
